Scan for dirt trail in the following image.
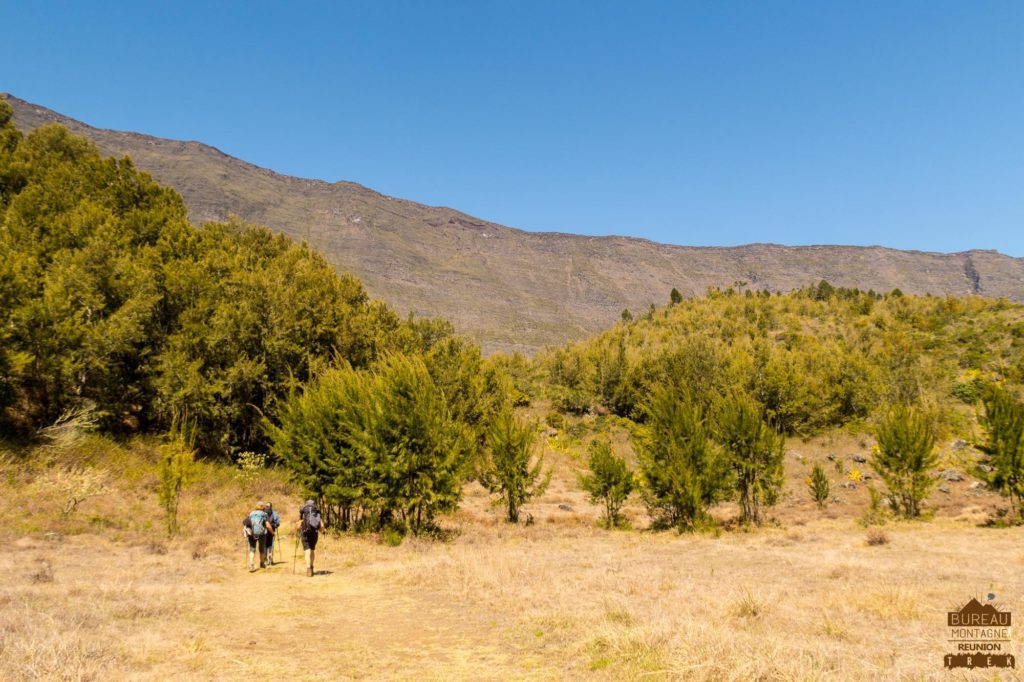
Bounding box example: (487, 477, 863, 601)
(151, 538, 532, 681)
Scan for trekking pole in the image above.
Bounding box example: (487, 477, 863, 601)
(292, 531, 299, 575)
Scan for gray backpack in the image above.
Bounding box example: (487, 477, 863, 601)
(301, 505, 322, 532)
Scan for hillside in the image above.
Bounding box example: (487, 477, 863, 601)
(7, 93, 1023, 354)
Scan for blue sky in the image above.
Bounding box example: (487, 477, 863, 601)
(3, 2, 1022, 255)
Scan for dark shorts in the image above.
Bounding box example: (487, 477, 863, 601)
(300, 532, 318, 550)
(247, 534, 268, 552)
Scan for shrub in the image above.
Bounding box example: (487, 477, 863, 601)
(859, 485, 889, 527)
(579, 439, 634, 529)
(714, 393, 784, 525)
(266, 355, 471, 533)
(871, 405, 937, 518)
(980, 386, 1024, 519)
(951, 370, 986, 404)
(480, 410, 550, 523)
(635, 386, 730, 530)
(159, 418, 197, 536)
(807, 463, 830, 508)
(545, 411, 565, 430)
(865, 529, 889, 546)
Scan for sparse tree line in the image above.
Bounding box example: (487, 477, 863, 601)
(576, 384, 1024, 529)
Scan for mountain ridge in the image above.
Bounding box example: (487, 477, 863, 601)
(5, 93, 1023, 354)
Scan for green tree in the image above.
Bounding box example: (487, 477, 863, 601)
(669, 287, 683, 305)
(635, 386, 730, 530)
(980, 387, 1024, 519)
(267, 355, 471, 533)
(579, 439, 634, 528)
(480, 410, 550, 523)
(808, 463, 830, 508)
(714, 393, 784, 525)
(871, 405, 937, 518)
(159, 416, 196, 536)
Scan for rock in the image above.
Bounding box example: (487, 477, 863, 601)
(941, 468, 964, 482)
(979, 464, 994, 473)
(557, 504, 573, 512)
(862, 474, 872, 481)
(44, 532, 63, 543)
(952, 439, 969, 450)
(969, 481, 985, 490)
(826, 453, 836, 461)
(852, 454, 867, 464)
(938, 485, 951, 494)
(544, 428, 558, 438)
(842, 481, 857, 490)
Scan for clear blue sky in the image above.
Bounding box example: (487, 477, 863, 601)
(3, 2, 1022, 255)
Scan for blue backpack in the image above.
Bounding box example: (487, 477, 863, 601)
(248, 510, 268, 536)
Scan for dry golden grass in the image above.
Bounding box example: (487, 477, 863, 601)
(2, 428, 1023, 680)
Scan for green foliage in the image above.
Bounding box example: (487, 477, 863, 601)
(579, 439, 634, 529)
(538, 283, 1024, 439)
(871, 405, 938, 518)
(980, 386, 1024, 519)
(480, 410, 550, 523)
(266, 354, 472, 533)
(669, 288, 683, 305)
(545, 411, 565, 430)
(858, 485, 889, 527)
(0, 117, 480, 457)
(808, 463, 830, 508)
(635, 385, 730, 530)
(159, 417, 197, 536)
(234, 451, 267, 485)
(713, 393, 784, 525)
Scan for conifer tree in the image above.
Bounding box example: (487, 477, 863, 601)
(871, 405, 937, 518)
(580, 439, 634, 528)
(714, 393, 784, 525)
(481, 410, 549, 523)
(635, 386, 730, 530)
(980, 387, 1024, 519)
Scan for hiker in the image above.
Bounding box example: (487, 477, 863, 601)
(265, 502, 281, 565)
(244, 502, 275, 571)
(296, 499, 325, 577)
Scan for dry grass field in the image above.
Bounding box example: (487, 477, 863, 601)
(2, 427, 1022, 681)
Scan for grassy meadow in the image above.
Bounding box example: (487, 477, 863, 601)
(2, 411, 1021, 681)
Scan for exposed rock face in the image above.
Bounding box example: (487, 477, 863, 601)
(7, 93, 1023, 354)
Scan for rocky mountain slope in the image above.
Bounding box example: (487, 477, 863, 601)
(6, 93, 1023, 353)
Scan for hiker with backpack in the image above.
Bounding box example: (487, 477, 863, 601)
(296, 499, 325, 577)
(243, 501, 275, 572)
(264, 502, 281, 565)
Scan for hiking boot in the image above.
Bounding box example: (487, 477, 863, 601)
(260, 562, 266, 569)
(307, 567, 313, 577)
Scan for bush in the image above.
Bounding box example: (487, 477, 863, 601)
(871, 405, 937, 518)
(858, 485, 889, 527)
(266, 355, 471, 533)
(635, 386, 730, 530)
(480, 411, 550, 523)
(714, 393, 784, 526)
(545, 411, 565, 430)
(980, 386, 1024, 519)
(807, 463, 830, 508)
(159, 418, 197, 536)
(951, 370, 986, 404)
(865, 529, 889, 546)
(579, 440, 634, 529)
